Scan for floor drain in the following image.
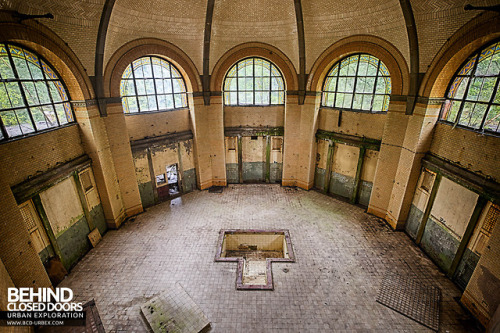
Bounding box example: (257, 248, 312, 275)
(377, 271, 441, 331)
(215, 229, 295, 290)
(208, 186, 223, 193)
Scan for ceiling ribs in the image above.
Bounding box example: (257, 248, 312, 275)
(94, 0, 116, 116)
(202, 0, 216, 105)
(294, 0, 306, 105)
(399, 0, 420, 115)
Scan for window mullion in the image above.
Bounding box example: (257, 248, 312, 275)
(180, 75, 188, 108)
(253, 59, 255, 105)
(480, 75, 500, 130)
(372, 60, 381, 112)
(333, 68, 340, 108)
(151, 57, 160, 111)
(351, 55, 361, 110)
(40, 56, 60, 126)
(0, 112, 9, 138)
(236, 63, 239, 105)
(3, 81, 19, 113)
(269, 61, 272, 106)
(130, 61, 141, 112)
(454, 54, 480, 126)
(23, 54, 50, 127)
(170, 62, 176, 109)
(6, 45, 37, 132)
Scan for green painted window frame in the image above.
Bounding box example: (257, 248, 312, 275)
(120, 56, 188, 114)
(0, 43, 75, 141)
(321, 53, 391, 113)
(223, 57, 285, 106)
(440, 40, 500, 134)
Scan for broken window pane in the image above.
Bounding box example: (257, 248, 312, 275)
(156, 174, 166, 185)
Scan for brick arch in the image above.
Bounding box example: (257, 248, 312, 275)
(211, 42, 298, 92)
(105, 38, 202, 98)
(0, 21, 94, 101)
(307, 35, 409, 96)
(420, 13, 500, 98)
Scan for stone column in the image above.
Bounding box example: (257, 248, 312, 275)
(190, 96, 226, 189)
(282, 94, 320, 189)
(73, 102, 129, 228)
(368, 98, 440, 229)
(104, 102, 143, 217)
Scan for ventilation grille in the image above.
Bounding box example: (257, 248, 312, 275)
(19, 204, 37, 232)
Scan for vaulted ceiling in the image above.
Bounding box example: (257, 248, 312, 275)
(2, 0, 498, 78)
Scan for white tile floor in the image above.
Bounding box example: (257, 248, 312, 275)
(60, 185, 480, 332)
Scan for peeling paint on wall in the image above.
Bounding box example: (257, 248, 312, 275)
(477, 265, 500, 316)
(421, 216, 460, 272)
(431, 177, 478, 241)
(132, 138, 197, 208)
(406, 204, 424, 240)
(227, 163, 239, 184)
(183, 140, 192, 155)
(40, 177, 85, 237)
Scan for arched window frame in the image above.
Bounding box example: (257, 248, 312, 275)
(0, 42, 75, 141)
(120, 56, 189, 114)
(321, 53, 392, 113)
(440, 40, 500, 134)
(223, 57, 285, 106)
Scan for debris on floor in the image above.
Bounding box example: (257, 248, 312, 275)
(141, 283, 210, 333)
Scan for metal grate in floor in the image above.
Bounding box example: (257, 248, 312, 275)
(376, 270, 441, 331)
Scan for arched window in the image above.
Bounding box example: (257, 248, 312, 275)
(120, 56, 188, 113)
(441, 41, 500, 133)
(0, 43, 74, 141)
(322, 54, 391, 112)
(223, 57, 285, 106)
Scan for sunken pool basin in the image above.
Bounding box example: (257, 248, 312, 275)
(215, 229, 295, 290)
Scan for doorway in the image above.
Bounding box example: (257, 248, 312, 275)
(156, 164, 181, 201)
(225, 135, 283, 184)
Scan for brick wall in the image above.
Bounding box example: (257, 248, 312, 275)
(0, 125, 84, 187)
(190, 96, 226, 189)
(224, 106, 284, 128)
(125, 109, 191, 141)
(462, 207, 500, 327)
(430, 123, 500, 183)
(317, 108, 386, 140)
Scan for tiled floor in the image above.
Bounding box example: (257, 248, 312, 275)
(60, 185, 480, 332)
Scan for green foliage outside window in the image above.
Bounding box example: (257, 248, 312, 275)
(0, 43, 73, 140)
(441, 41, 500, 133)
